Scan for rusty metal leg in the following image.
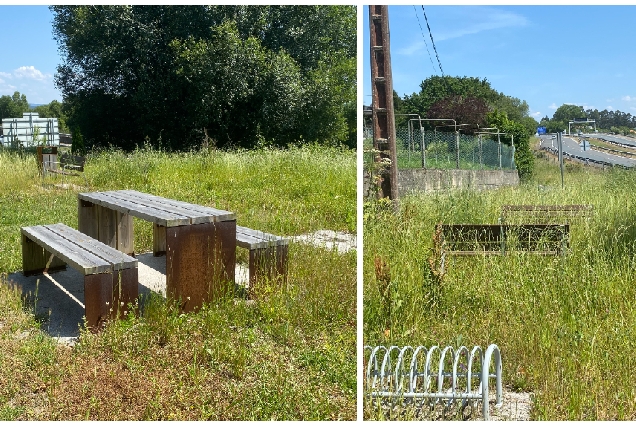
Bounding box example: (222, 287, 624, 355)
(153, 223, 166, 256)
(78, 199, 99, 239)
(248, 244, 288, 299)
(276, 244, 289, 289)
(84, 272, 114, 332)
(111, 268, 139, 319)
(165, 220, 236, 312)
(21, 234, 66, 276)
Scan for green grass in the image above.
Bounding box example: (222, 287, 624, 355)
(364, 148, 636, 420)
(0, 144, 355, 420)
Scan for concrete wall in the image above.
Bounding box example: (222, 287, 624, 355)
(364, 168, 519, 197)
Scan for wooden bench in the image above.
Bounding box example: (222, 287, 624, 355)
(43, 152, 88, 186)
(236, 226, 289, 299)
(440, 223, 569, 256)
(21, 223, 138, 331)
(500, 204, 593, 225)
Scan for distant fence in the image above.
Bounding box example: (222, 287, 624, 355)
(365, 129, 516, 171)
(1, 113, 59, 148)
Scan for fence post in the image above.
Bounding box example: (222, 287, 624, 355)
(408, 120, 412, 164)
(479, 134, 483, 169)
(421, 128, 426, 168)
(511, 134, 515, 169)
(498, 133, 502, 170)
(456, 131, 460, 169)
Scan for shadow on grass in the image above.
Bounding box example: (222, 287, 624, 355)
(4, 253, 168, 339)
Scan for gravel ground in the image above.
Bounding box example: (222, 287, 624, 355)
(372, 388, 533, 421)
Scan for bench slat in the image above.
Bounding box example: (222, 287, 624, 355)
(22, 225, 112, 275)
(236, 225, 288, 250)
(45, 223, 137, 270)
(79, 192, 191, 227)
(119, 190, 236, 222)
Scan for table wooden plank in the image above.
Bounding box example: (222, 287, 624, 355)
(45, 223, 137, 270)
(22, 225, 112, 275)
(102, 190, 219, 224)
(79, 192, 190, 227)
(119, 190, 236, 221)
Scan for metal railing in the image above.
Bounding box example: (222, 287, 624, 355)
(364, 344, 502, 420)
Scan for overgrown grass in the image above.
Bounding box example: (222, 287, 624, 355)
(0, 144, 355, 420)
(364, 151, 636, 420)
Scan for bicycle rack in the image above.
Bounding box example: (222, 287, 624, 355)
(364, 344, 502, 420)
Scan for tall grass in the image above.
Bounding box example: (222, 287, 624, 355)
(364, 155, 636, 420)
(0, 145, 355, 420)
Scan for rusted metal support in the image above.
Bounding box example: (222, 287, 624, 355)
(369, 5, 398, 201)
(165, 220, 236, 312)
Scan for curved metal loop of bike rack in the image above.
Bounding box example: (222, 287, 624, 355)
(364, 344, 502, 420)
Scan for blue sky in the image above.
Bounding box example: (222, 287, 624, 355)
(0, 6, 61, 104)
(363, 5, 636, 121)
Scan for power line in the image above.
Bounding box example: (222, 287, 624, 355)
(413, 5, 438, 75)
(421, 6, 444, 77)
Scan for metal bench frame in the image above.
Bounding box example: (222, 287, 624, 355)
(236, 226, 288, 299)
(500, 204, 593, 225)
(440, 223, 570, 256)
(21, 223, 138, 331)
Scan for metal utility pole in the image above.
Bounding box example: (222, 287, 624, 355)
(369, 5, 398, 201)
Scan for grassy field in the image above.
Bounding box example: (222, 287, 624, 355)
(0, 144, 355, 420)
(364, 141, 636, 420)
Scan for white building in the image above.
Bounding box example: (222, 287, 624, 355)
(1, 112, 59, 147)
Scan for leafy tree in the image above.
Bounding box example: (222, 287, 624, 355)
(427, 95, 489, 132)
(0, 91, 29, 119)
(552, 104, 586, 123)
(51, 5, 356, 151)
(487, 110, 534, 182)
(33, 100, 69, 132)
(400, 76, 499, 122)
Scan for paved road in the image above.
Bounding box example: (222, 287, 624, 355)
(539, 135, 636, 168)
(581, 133, 636, 148)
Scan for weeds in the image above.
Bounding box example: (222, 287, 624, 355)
(0, 144, 355, 420)
(364, 152, 636, 420)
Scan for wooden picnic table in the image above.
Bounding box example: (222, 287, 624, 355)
(77, 189, 236, 311)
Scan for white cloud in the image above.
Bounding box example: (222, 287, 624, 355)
(0, 72, 10, 79)
(607, 106, 614, 111)
(531, 111, 542, 118)
(622, 95, 633, 102)
(436, 7, 529, 42)
(548, 103, 557, 110)
(13, 66, 50, 81)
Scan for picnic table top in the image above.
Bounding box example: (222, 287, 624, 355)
(78, 190, 236, 227)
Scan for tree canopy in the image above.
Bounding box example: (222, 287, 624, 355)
(0, 92, 29, 120)
(540, 103, 636, 135)
(51, 5, 356, 151)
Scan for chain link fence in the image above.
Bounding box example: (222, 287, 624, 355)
(396, 128, 515, 170)
(364, 127, 516, 171)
